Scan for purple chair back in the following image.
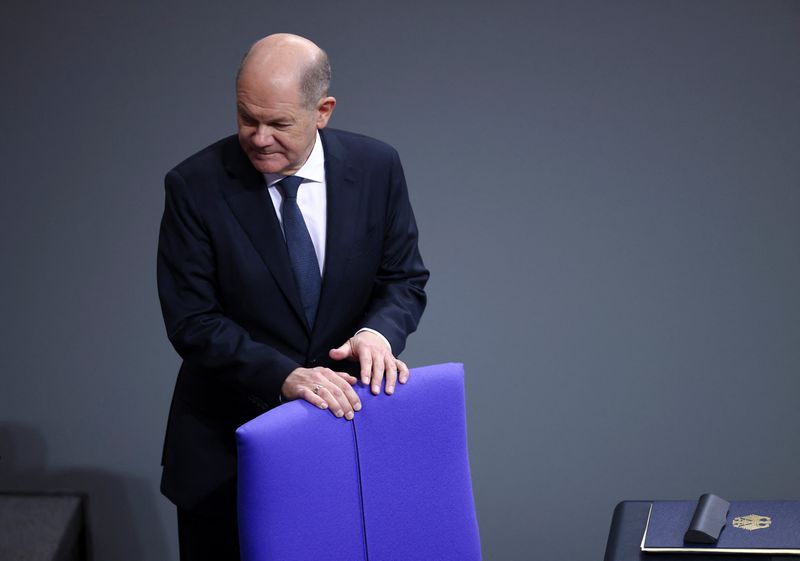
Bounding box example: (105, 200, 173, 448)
(236, 362, 481, 561)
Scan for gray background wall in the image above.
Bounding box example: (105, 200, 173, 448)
(1, 1, 798, 559)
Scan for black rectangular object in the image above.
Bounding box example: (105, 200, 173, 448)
(684, 493, 730, 544)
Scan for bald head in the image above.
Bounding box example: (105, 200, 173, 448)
(237, 33, 331, 109)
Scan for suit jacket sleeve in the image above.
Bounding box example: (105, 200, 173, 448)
(359, 148, 429, 354)
(157, 168, 298, 406)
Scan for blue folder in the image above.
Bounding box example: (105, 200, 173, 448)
(642, 500, 800, 555)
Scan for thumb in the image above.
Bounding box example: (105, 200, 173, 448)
(329, 340, 353, 360)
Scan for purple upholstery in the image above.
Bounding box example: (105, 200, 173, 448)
(236, 362, 481, 561)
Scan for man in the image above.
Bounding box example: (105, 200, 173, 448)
(157, 34, 428, 561)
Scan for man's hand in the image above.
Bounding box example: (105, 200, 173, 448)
(281, 367, 360, 420)
(329, 331, 409, 395)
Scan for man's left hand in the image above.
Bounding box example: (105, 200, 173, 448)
(329, 331, 409, 395)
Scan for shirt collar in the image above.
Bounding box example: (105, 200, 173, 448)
(264, 130, 325, 187)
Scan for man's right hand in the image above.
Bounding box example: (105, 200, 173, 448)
(281, 367, 361, 420)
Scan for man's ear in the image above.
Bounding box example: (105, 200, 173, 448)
(316, 96, 336, 128)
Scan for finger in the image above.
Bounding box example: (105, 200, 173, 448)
(333, 370, 358, 385)
(328, 380, 357, 420)
(331, 372, 362, 412)
(359, 346, 373, 385)
(328, 340, 352, 361)
(317, 368, 358, 421)
(317, 385, 345, 418)
(397, 360, 409, 384)
(371, 351, 386, 395)
(313, 369, 346, 416)
(319, 372, 355, 419)
(299, 386, 328, 410)
(384, 356, 398, 395)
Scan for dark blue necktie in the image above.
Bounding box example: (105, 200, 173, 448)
(277, 175, 321, 327)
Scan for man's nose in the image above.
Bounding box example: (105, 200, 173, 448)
(253, 125, 273, 146)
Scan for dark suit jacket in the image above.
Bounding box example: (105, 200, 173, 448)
(157, 128, 428, 511)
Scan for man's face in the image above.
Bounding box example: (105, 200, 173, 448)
(236, 77, 331, 175)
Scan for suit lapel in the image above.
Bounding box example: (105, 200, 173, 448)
(314, 129, 361, 341)
(221, 139, 308, 331)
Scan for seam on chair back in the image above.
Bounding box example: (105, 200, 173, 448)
(351, 418, 370, 561)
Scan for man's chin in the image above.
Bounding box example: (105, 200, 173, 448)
(248, 153, 287, 174)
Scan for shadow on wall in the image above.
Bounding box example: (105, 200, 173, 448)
(0, 423, 170, 561)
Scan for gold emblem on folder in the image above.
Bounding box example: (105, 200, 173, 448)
(732, 514, 772, 531)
